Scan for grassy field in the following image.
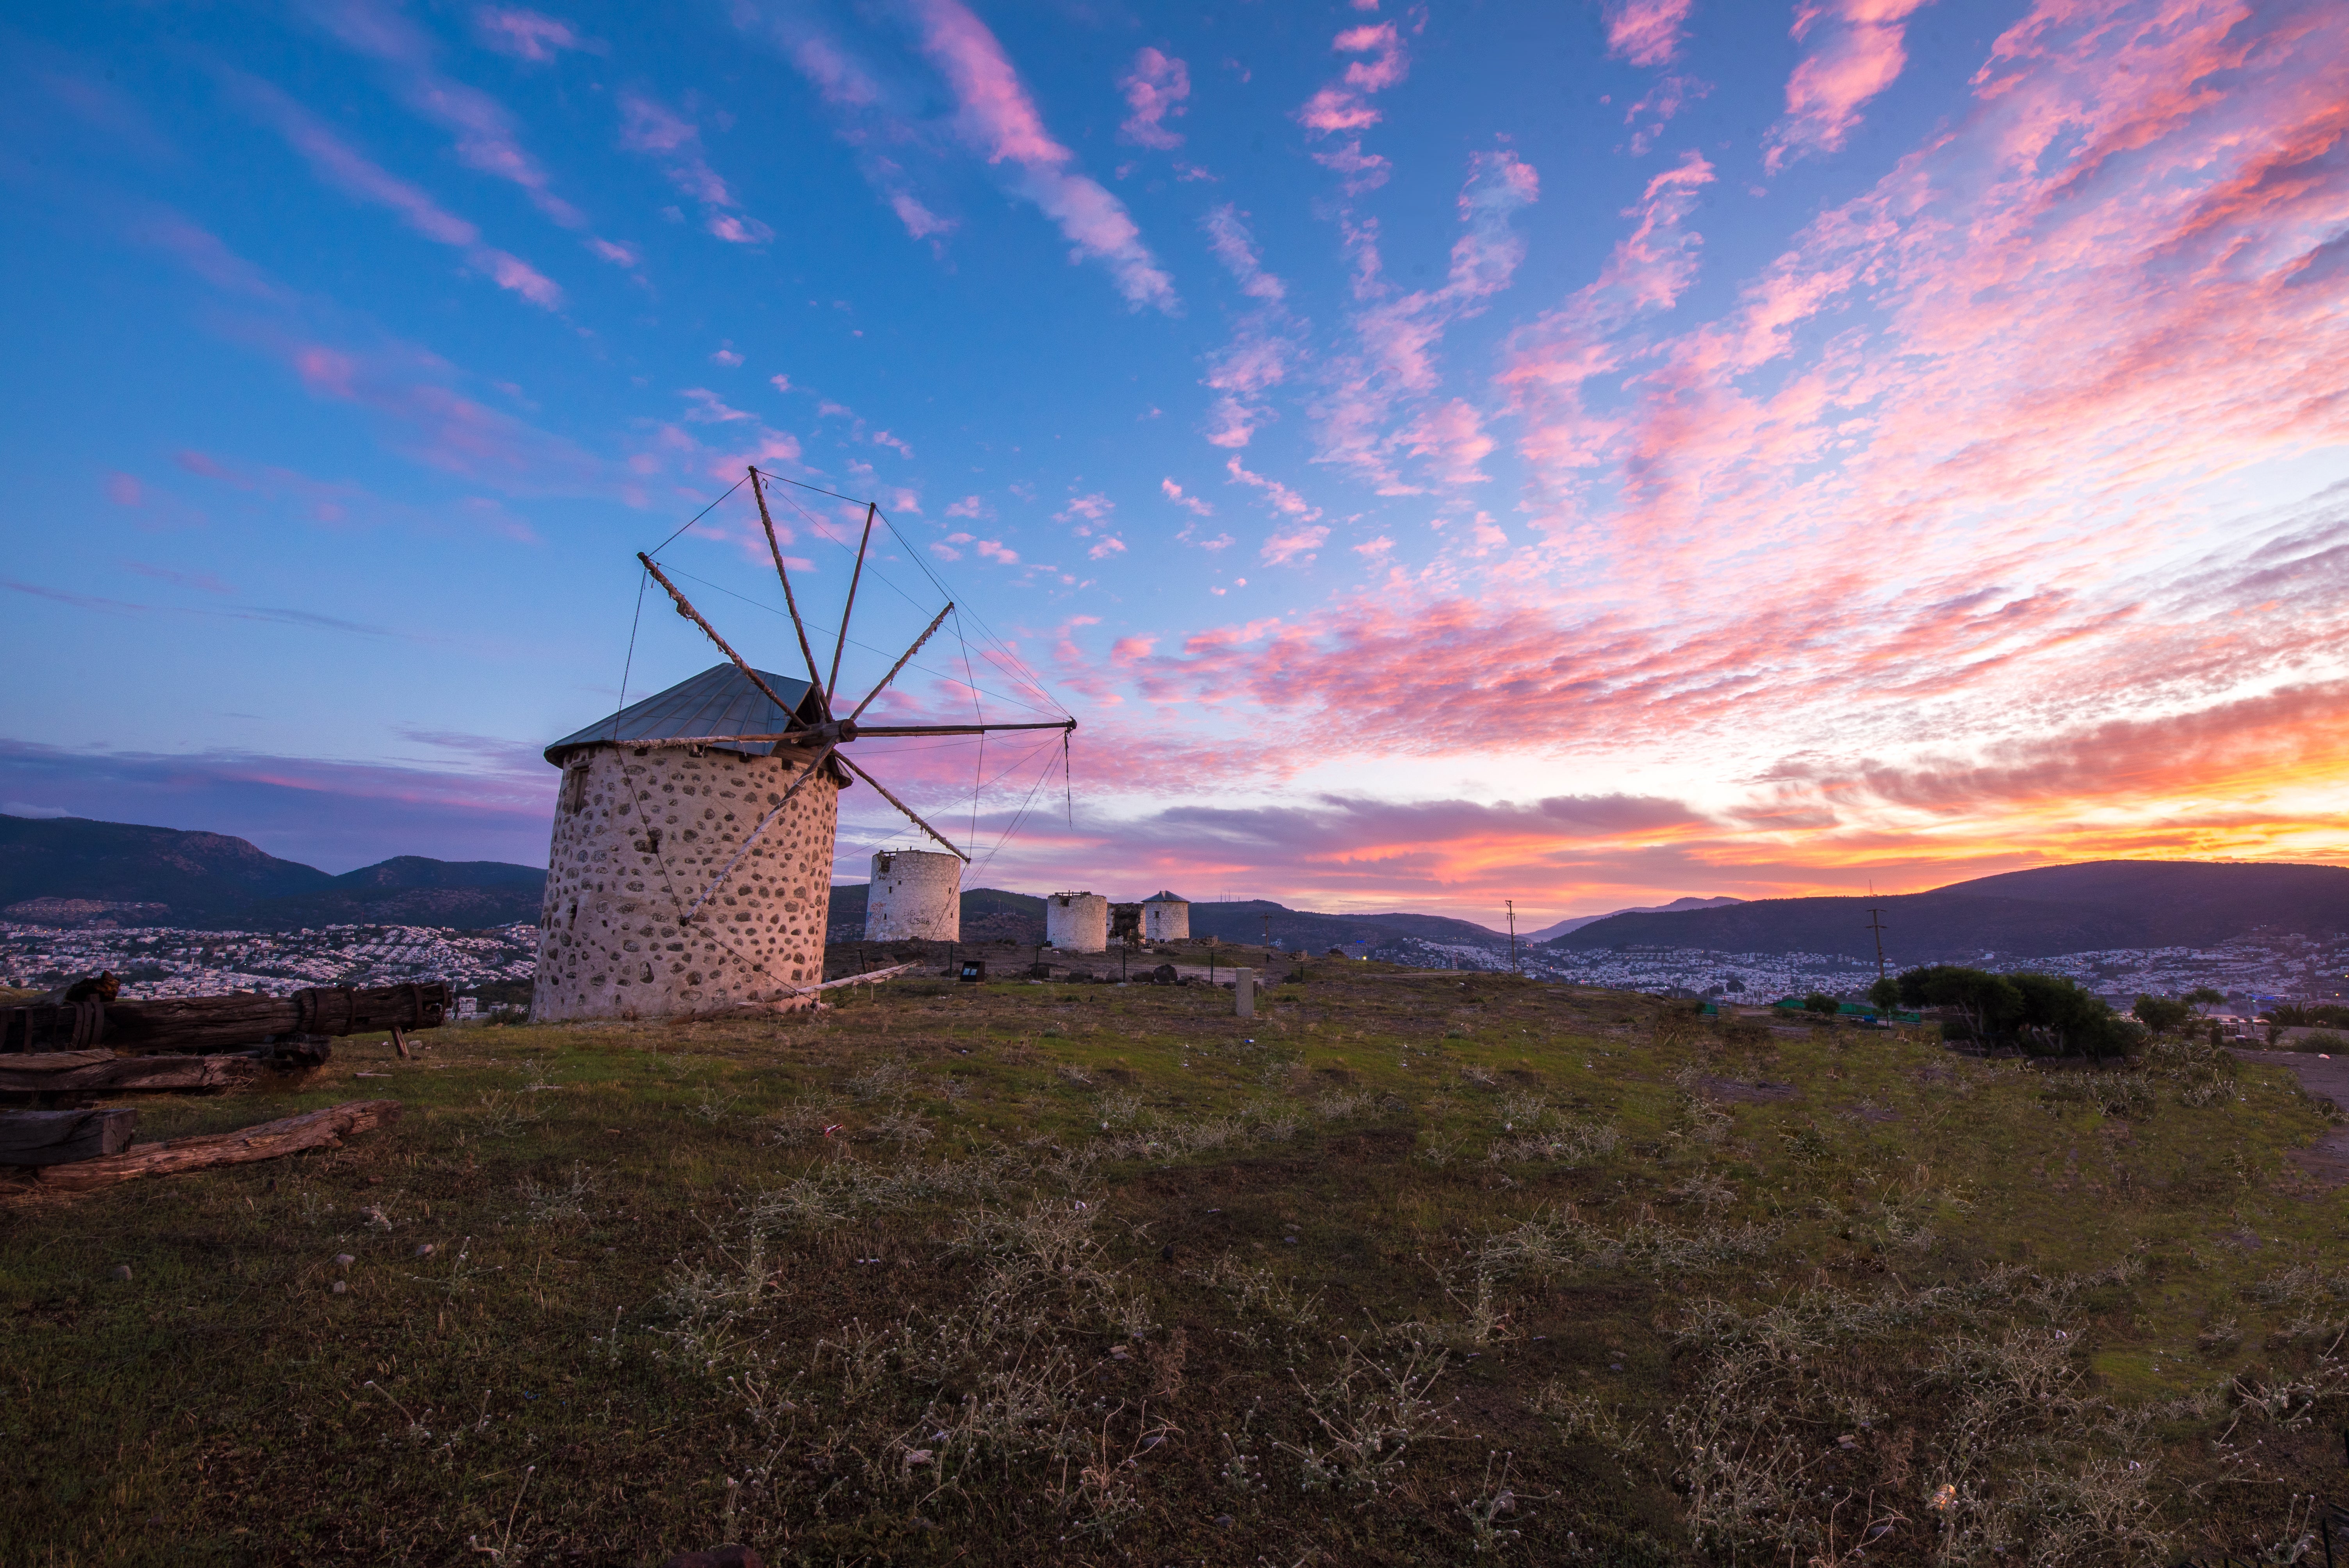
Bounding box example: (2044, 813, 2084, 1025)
(5, 966, 2348, 1566)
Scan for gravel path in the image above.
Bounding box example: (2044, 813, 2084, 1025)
(2232, 1049, 2349, 1184)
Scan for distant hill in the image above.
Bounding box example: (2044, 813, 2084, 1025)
(1548, 861, 2349, 960)
(0, 814, 545, 930)
(1522, 896, 1744, 944)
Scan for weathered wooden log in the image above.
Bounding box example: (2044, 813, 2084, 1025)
(27, 1099, 401, 1194)
(0, 1108, 138, 1166)
(0, 1051, 266, 1094)
(1, 982, 449, 1055)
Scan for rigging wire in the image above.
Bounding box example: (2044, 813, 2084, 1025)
(955, 606, 984, 851)
(636, 465, 1083, 874)
(646, 473, 750, 557)
(609, 566, 651, 741)
(651, 560, 1062, 720)
(971, 738, 1069, 875)
(657, 467, 1065, 724)
(759, 469, 1062, 715)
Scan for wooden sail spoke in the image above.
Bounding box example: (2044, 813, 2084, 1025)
(749, 467, 830, 707)
(637, 554, 803, 727)
(847, 604, 954, 725)
(827, 502, 876, 705)
(839, 754, 970, 862)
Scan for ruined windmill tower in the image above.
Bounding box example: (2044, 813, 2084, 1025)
(1046, 891, 1109, 952)
(865, 849, 961, 941)
(1142, 890, 1191, 942)
(533, 466, 1074, 1022)
(535, 665, 840, 1020)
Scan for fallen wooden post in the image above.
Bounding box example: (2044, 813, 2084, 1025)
(2, 982, 449, 1056)
(0, 1051, 268, 1095)
(21, 1099, 401, 1195)
(0, 1108, 138, 1166)
(774, 962, 922, 1010)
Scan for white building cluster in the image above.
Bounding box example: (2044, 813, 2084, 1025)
(0, 921, 539, 999)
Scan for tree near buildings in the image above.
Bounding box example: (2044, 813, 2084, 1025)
(2010, 972, 2140, 1062)
(1866, 976, 1901, 1013)
(1896, 965, 2025, 1044)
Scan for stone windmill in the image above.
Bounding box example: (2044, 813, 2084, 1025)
(532, 467, 1075, 1021)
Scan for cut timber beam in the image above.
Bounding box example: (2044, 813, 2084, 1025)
(0, 1051, 266, 1095)
(0, 1108, 138, 1166)
(2, 983, 447, 1056)
(21, 1099, 401, 1196)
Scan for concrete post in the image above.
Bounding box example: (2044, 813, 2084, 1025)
(1234, 967, 1255, 1018)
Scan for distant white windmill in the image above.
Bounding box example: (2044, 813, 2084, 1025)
(532, 467, 1075, 1021)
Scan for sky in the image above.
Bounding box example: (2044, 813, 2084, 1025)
(2, 0, 2346, 925)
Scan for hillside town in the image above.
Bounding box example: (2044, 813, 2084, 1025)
(0, 920, 539, 999)
(5, 913, 2344, 1016)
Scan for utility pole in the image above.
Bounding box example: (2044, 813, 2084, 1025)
(1262, 912, 1272, 952)
(1507, 900, 1518, 975)
(1865, 900, 1889, 982)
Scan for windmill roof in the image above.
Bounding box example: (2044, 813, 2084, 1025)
(544, 663, 818, 765)
(1144, 890, 1188, 903)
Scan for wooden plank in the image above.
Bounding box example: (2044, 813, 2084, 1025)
(0, 1053, 264, 1094)
(2, 983, 449, 1057)
(0, 1108, 138, 1166)
(28, 1099, 401, 1194)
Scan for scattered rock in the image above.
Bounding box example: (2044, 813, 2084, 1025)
(110, 1264, 132, 1282)
(331, 1280, 348, 1295)
(662, 1549, 764, 1568)
(1213, 1514, 1235, 1529)
(334, 1253, 355, 1267)
(414, 1243, 436, 1257)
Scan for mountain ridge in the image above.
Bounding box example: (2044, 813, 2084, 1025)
(0, 814, 546, 930)
(1547, 860, 2349, 960)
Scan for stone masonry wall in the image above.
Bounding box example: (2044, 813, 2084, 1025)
(533, 744, 839, 1020)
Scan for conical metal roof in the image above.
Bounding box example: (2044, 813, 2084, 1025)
(544, 663, 817, 765)
(1144, 890, 1188, 904)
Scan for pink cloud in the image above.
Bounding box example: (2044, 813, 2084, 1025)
(304, 0, 585, 227)
(586, 237, 639, 268)
(474, 7, 595, 61)
(1625, 74, 1713, 156)
(1226, 457, 1322, 523)
(1261, 525, 1331, 566)
(1294, 21, 1409, 185)
(1314, 148, 1540, 487)
(1162, 478, 1214, 516)
(905, 0, 1175, 310)
(679, 388, 753, 423)
(1119, 47, 1190, 150)
(1763, 0, 1932, 173)
(227, 72, 564, 308)
(619, 93, 772, 244)
(106, 473, 143, 508)
(1604, 0, 1695, 68)
(1401, 401, 1498, 486)
(944, 495, 989, 519)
